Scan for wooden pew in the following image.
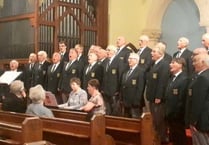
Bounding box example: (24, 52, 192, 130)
(24, 140, 55, 145)
(51, 109, 154, 145)
(0, 111, 115, 145)
(0, 115, 42, 145)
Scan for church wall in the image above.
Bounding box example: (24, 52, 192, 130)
(108, 0, 152, 48)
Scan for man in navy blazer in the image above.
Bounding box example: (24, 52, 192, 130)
(121, 53, 145, 118)
(59, 41, 69, 63)
(115, 36, 132, 74)
(165, 58, 188, 145)
(137, 35, 153, 72)
(173, 37, 193, 76)
(185, 54, 209, 145)
(101, 45, 122, 116)
(23, 53, 37, 92)
(82, 52, 103, 92)
(32, 51, 51, 89)
(146, 42, 170, 144)
(46, 52, 63, 104)
(58, 48, 81, 103)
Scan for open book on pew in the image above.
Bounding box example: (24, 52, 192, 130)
(0, 71, 22, 85)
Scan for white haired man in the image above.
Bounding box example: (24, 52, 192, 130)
(32, 50, 51, 89)
(173, 37, 193, 76)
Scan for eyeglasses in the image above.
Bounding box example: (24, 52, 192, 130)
(128, 57, 137, 60)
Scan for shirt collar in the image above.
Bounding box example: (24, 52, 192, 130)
(174, 70, 182, 77)
(155, 56, 164, 65)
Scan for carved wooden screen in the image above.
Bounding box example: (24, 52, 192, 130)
(39, 0, 98, 57)
(0, 0, 107, 60)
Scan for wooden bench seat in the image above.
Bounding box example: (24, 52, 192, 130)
(0, 116, 42, 145)
(0, 110, 115, 145)
(51, 108, 153, 145)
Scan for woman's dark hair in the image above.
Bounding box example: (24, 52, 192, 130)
(88, 79, 100, 90)
(70, 77, 81, 86)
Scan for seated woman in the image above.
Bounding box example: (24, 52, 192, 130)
(26, 84, 54, 118)
(2, 80, 27, 113)
(80, 79, 105, 117)
(58, 77, 88, 110)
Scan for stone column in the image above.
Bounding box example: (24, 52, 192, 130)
(194, 0, 209, 32)
(141, 0, 172, 48)
(142, 29, 161, 48)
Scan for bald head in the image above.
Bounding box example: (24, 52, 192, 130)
(193, 54, 209, 72)
(116, 36, 126, 48)
(193, 48, 208, 56)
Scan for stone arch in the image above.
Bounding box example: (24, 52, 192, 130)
(142, 0, 172, 47)
(143, 0, 209, 47)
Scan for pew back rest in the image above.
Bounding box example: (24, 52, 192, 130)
(0, 111, 110, 145)
(51, 109, 153, 145)
(0, 116, 42, 144)
(52, 109, 141, 132)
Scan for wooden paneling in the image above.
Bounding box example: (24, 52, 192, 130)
(0, 0, 108, 65)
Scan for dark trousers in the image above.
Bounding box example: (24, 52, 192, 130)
(149, 102, 168, 142)
(123, 106, 142, 119)
(168, 120, 187, 145)
(104, 94, 122, 116)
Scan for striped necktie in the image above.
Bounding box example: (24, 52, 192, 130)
(51, 64, 56, 72)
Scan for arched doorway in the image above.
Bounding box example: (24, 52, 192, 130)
(160, 0, 205, 54)
(143, 0, 207, 54)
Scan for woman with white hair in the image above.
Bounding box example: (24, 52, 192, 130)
(26, 84, 54, 118)
(2, 80, 27, 113)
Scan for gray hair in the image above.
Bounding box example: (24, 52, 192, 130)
(38, 50, 47, 59)
(10, 80, 24, 94)
(179, 37, 189, 46)
(154, 42, 166, 55)
(29, 85, 45, 104)
(129, 52, 139, 61)
(139, 35, 150, 42)
(106, 45, 118, 53)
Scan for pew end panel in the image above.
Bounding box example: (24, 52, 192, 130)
(90, 114, 106, 145)
(0, 116, 43, 144)
(22, 117, 43, 143)
(140, 112, 154, 145)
